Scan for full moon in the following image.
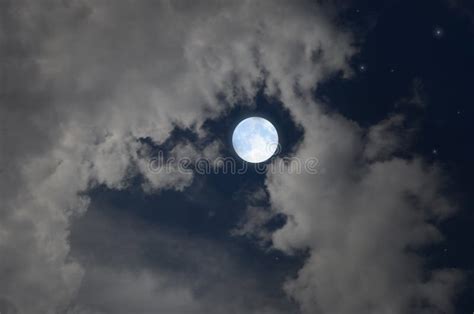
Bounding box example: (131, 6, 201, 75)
(232, 117, 279, 163)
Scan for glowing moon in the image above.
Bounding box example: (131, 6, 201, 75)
(232, 117, 279, 163)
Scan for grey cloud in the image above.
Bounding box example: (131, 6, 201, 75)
(0, 297, 18, 314)
(231, 205, 274, 246)
(231, 188, 275, 247)
(364, 114, 410, 161)
(1, 0, 352, 313)
(66, 209, 295, 314)
(138, 140, 222, 193)
(3, 0, 461, 313)
(264, 108, 462, 313)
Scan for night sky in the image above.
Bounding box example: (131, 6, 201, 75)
(1, 0, 473, 313)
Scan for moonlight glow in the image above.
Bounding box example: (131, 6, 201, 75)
(232, 117, 279, 163)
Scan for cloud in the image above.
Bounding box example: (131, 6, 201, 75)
(0, 0, 353, 313)
(1, 0, 463, 313)
(66, 208, 295, 314)
(364, 114, 410, 161)
(263, 103, 463, 313)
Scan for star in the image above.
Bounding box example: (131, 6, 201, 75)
(433, 26, 444, 38)
(432, 149, 438, 155)
(359, 64, 367, 72)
